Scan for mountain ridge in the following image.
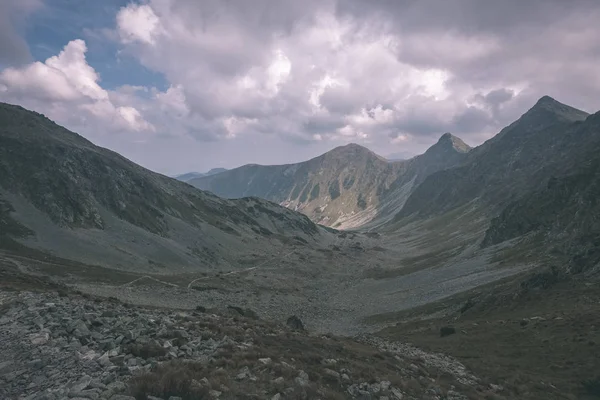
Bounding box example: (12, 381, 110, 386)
(0, 102, 334, 273)
(394, 96, 591, 221)
(190, 134, 471, 228)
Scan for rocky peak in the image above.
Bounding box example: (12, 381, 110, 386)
(520, 95, 589, 125)
(323, 143, 385, 161)
(425, 133, 471, 157)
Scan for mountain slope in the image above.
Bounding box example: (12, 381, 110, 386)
(174, 168, 227, 182)
(190, 136, 471, 229)
(396, 96, 590, 220)
(0, 102, 333, 273)
(482, 110, 600, 275)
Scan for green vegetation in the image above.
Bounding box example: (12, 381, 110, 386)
(328, 179, 340, 200)
(309, 184, 320, 201)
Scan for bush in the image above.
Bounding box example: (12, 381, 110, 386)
(583, 378, 600, 396)
(440, 326, 456, 337)
(129, 362, 210, 400)
(127, 342, 167, 359)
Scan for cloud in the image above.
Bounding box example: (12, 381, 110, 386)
(0, 39, 153, 133)
(1, 0, 600, 174)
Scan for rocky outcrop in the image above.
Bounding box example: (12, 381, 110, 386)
(0, 289, 491, 400)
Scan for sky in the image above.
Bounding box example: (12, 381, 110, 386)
(1, 0, 599, 175)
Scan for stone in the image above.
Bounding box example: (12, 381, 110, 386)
(294, 370, 309, 387)
(98, 353, 112, 367)
(323, 368, 340, 379)
(489, 384, 504, 392)
(235, 366, 252, 381)
(271, 394, 282, 400)
(30, 332, 50, 345)
(272, 377, 285, 385)
(71, 376, 93, 393)
(258, 357, 272, 365)
(110, 396, 136, 400)
(390, 388, 404, 399)
(286, 315, 305, 331)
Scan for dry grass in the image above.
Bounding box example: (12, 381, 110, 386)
(127, 342, 168, 359)
(127, 314, 488, 400)
(375, 276, 600, 400)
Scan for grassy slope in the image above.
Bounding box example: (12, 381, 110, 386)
(373, 273, 600, 400)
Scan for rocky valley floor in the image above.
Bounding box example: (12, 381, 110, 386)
(0, 275, 504, 400)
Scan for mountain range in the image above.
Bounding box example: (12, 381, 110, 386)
(174, 168, 228, 183)
(0, 103, 335, 273)
(2, 96, 599, 278)
(188, 95, 600, 275)
(189, 133, 471, 229)
(2, 96, 600, 399)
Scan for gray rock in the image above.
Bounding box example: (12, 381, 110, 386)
(71, 376, 93, 393)
(272, 377, 285, 385)
(390, 388, 404, 399)
(323, 368, 340, 379)
(294, 370, 309, 387)
(30, 333, 50, 345)
(235, 366, 255, 381)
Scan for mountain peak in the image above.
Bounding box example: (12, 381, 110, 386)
(523, 95, 589, 122)
(325, 143, 385, 160)
(430, 133, 471, 154)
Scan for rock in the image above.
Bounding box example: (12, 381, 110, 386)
(106, 381, 126, 394)
(97, 353, 112, 367)
(69, 320, 91, 337)
(380, 381, 391, 391)
(71, 375, 93, 393)
(390, 388, 404, 399)
(489, 383, 504, 392)
(323, 368, 340, 379)
(168, 397, 183, 400)
(110, 396, 136, 400)
(258, 357, 272, 365)
(30, 332, 50, 345)
(271, 394, 282, 400)
(235, 366, 254, 381)
(341, 373, 350, 382)
(286, 315, 305, 331)
(440, 326, 456, 337)
(209, 390, 222, 398)
(295, 370, 309, 387)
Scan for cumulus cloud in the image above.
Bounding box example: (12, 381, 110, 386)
(1, 0, 599, 174)
(0, 39, 154, 134)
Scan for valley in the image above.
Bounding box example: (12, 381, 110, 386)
(1, 96, 600, 399)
